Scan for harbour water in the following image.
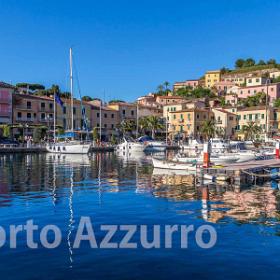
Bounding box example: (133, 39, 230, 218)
(0, 153, 280, 279)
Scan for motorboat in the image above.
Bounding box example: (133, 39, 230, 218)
(174, 153, 239, 165)
(116, 138, 146, 154)
(46, 140, 91, 154)
(137, 136, 167, 152)
(152, 157, 197, 171)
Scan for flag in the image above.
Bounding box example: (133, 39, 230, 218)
(55, 92, 64, 107)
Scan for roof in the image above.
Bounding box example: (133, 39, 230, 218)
(238, 106, 267, 112)
(206, 70, 221, 74)
(239, 82, 280, 89)
(171, 108, 210, 113)
(212, 108, 237, 115)
(108, 102, 136, 107)
(0, 82, 16, 89)
(156, 95, 185, 99)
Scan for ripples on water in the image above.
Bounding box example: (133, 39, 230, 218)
(0, 153, 280, 279)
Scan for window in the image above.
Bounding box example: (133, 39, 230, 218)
(197, 114, 199, 119)
(104, 124, 107, 128)
(261, 114, 265, 119)
(73, 107, 76, 115)
(173, 115, 176, 120)
(229, 116, 233, 121)
(27, 101, 31, 109)
(73, 120, 76, 129)
(111, 114, 114, 118)
(63, 119, 67, 129)
(256, 78, 260, 82)
(249, 114, 252, 120)
(49, 103, 53, 109)
(104, 113, 107, 118)
(131, 110, 134, 116)
(255, 114, 258, 120)
(17, 112, 22, 118)
(49, 114, 53, 119)
(27, 113, 32, 119)
(271, 88, 274, 91)
(180, 114, 183, 119)
(122, 110, 126, 115)
(41, 113, 45, 120)
(97, 112, 100, 118)
(111, 124, 114, 129)
(97, 123, 100, 127)
(63, 107, 67, 114)
(34, 113, 36, 118)
(41, 102, 45, 109)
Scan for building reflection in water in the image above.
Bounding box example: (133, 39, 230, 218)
(0, 153, 280, 226)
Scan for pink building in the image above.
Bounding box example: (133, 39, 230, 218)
(0, 82, 14, 124)
(214, 81, 236, 93)
(173, 80, 199, 91)
(237, 83, 280, 101)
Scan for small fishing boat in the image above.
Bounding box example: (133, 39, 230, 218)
(152, 158, 197, 171)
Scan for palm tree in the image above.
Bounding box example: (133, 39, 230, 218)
(138, 117, 149, 134)
(201, 120, 216, 140)
(242, 122, 262, 141)
(157, 84, 165, 95)
(118, 120, 136, 137)
(147, 116, 164, 139)
(215, 127, 226, 138)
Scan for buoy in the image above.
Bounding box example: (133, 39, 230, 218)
(276, 142, 280, 159)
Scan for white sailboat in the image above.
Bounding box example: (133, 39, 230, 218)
(46, 48, 91, 154)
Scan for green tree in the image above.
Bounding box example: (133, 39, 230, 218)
(267, 58, 277, 65)
(2, 125, 11, 138)
(33, 128, 43, 143)
(92, 127, 99, 141)
(138, 117, 150, 134)
(82, 96, 94, 102)
(258, 59, 266, 66)
(110, 134, 117, 145)
(118, 120, 136, 136)
(274, 98, 280, 107)
(201, 120, 216, 140)
(244, 58, 255, 67)
(235, 59, 245, 68)
(146, 116, 164, 139)
(242, 122, 262, 141)
(108, 99, 125, 104)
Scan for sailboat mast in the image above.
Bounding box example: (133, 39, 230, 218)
(99, 100, 102, 142)
(53, 91, 56, 142)
(70, 48, 74, 133)
(136, 103, 139, 139)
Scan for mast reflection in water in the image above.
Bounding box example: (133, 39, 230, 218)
(0, 153, 280, 279)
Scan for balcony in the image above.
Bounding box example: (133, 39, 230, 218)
(15, 106, 33, 111)
(16, 117, 35, 122)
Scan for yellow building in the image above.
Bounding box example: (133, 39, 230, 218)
(212, 108, 237, 138)
(168, 108, 214, 139)
(235, 106, 277, 140)
(205, 70, 221, 88)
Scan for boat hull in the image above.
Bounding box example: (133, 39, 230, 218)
(46, 143, 91, 154)
(152, 158, 197, 171)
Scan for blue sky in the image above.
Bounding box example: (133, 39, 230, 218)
(1, 0, 280, 101)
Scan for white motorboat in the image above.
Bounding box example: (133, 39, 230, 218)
(175, 153, 238, 165)
(152, 158, 197, 171)
(144, 141, 167, 152)
(46, 141, 91, 154)
(116, 138, 146, 154)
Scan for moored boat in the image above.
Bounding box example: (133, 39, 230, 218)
(152, 157, 197, 171)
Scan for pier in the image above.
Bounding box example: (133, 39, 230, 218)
(203, 158, 280, 186)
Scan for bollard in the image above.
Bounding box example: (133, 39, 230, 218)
(203, 142, 210, 168)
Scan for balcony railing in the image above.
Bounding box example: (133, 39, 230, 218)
(16, 117, 35, 122)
